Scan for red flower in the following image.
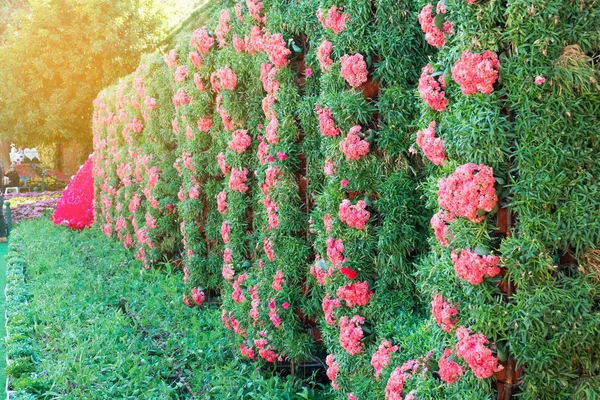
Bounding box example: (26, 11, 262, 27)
(341, 267, 357, 279)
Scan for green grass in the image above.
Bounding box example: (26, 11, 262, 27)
(0, 241, 7, 392)
(6, 218, 327, 399)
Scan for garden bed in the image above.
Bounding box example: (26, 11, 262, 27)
(4, 218, 327, 399)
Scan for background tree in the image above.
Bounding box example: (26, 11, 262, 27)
(0, 0, 168, 148)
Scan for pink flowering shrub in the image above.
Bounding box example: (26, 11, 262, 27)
(338, 199, 370, 229)
(229, 168, 249, 193)
(371, 340, 399, 380)
(455, 327, 502, 379)
(431, 293, 458, 332)
(452, 51, 500, 95)
(337, 281, 372, 307)
(438, 348, 465, 384)
(315, 105, 340, 137)
(228, 129, 251, 153)
(51, 158, 95, 230)
(340, 54, 369, 88)
(339, 126, 370, 160)
(317, 6, 348, 34)
(431, 210, 455, 247)
(418, 3, 453, 48)
(416, 121, 447, 165)
(339, 315, 365, 355)
(437, 163, 498, 222)
(418, 64, 448, 111)
(317, 40, 334, 72)
(451, 249, 500, 284)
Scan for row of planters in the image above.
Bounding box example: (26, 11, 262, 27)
(92, 0, 600, 398)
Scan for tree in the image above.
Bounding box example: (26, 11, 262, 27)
(0, 0, 167, 146)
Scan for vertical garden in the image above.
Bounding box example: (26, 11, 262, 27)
(92, 0, 600, 398)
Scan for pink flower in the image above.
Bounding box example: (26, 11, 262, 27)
(326, 237, 344, 267)
(189, 51, 203, 69)
(240, 344, 255, 359)
(194, 73, 205, 92)
(262, 94, 276, 119)
(324, 159, 337, 175)
(268, 298, 282, 328)
(257, 141, 269, 165)
(264, 195, 280, 229)
(216, 66, 238, 90)
(217, 190, 228, 214)
(215, 9, 230, 47)
(437, 163, 498, 222)
(282, 302, 290, 309)
(266, 117, 279, 144)
(324, 213, 333, 233)
(416, 121, 447, 165)
(337, 281, 372, 307)
(317, 40, 334, 72)
(264, 33, 291, 67)
(371, 340, 399, 380)
(340, 54, 369, 88)
(452, 51, 500, 95)
(418, 3, 453, 48)
(233, 35, 247, 52)
(223, 247, 233, 264)
(455, 327, 503, 379)
(221, 221, 231, 243)
(276, 152, 288, 160)
(164, 49, 178, 67)
(339, 315, 365, 355)
(183, 293, 193, 307)
(246, 25, 265, 54)
(438, 348, 465, 384)
(271, 269, 284, 291)
(451, 249, 500, 284)
(340, 179, 349, 187)
(431, 293, 458, 332)
(322, 293, 341, 325)
(385, 367, 408, 400)
(188, 185, 200, 199)
(197, 117, 213, 132)
(228, 129, 252, 153)
(418, 64, 448, 111)
(232, 273, 248, 303)
(175, 65, 188, 83)
(192, 288, 205, 306)
(229, 168, 249, 193)
(261, 166, 281, 194)
(317, 6, 349, 34)
(534, 75, 546, 85)
(144, 96, 157, 112)
(315, 105, 340, 137)
(172, 88, 192, 107)
(191, 27, 214, 54)
(431, 210, 455, 247)
(326, 354, 341, 390)
(246, 0, 265, 23)
(310, 257, 333, 285)
(217, 152, 231, 174)
(263, 237, 275, 261)
(222, 263, 235, 280)
(340, 267, 357, 279)
(338, 199, 370, 229)
(260, 63, 280, 94)
(305, 67, 313, 77)
(340, 126, 370, 160)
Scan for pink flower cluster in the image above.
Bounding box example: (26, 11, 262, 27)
(172, 88, 193, 108)
(216, 9, 230, 47)
(240, 344, 256, 359)
(451, 249, 500, 285)
(452, 51, 500, 95)
(327, 238, 345, 268)
(254, 337, 278, 362)
(315, 105, 340, 137)
(322, 293, 341, 325)
(272, 269, 284, 291)
(260, 63, 280, 94)
(317, 40, 334, 72)
(340, 126, 370, 161)
(197, 117, 213, 132)
(437, 163, 498, 222)
(326, 354, 341, 390)
(246, 0, 265, 23)
(266, 117, 279, 144)
(222, 263, 235, 281)
(268, 299, 282, 328)
(337, 281, 372, 307)
(371, 340, 399, 380)
(175, 65, 188, 83)
(232, 273, 248, 303)
(221, 221, 231, 243)
(249, 284, 260, 322)
(455, 327, 502, 379)
(438, 348, 464, 384)
(229, 168, 249, 192)
(264, 33, 291, 67)
(317, 6, 349, 34)
(418, 64, 448, 111)
(418, 3, 453, 48)
(339, 315, 365, 355)
(216, 66, 238, 90)
(191, 27, 214, 54)
(217, 190, 228, 214)
(431, 293, 458, 332)
(263, 237, 275, 262)
(218, 152, 230, 174)
(430, 210, 455, 247)
(264, 195, 279, 229)
(338, 199, 370, 229)
(416, 121, 447, 165)
(311, 257, 333, 285)
(340, 54, 369, 88)
(191, 287, 205, 306)
(228, 129, 251, 153)
(189, 51, 203, 69)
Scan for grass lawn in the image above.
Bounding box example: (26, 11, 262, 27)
(5, 218, 326, 399)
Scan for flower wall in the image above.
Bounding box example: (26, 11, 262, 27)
(92, 0, 600, 398)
